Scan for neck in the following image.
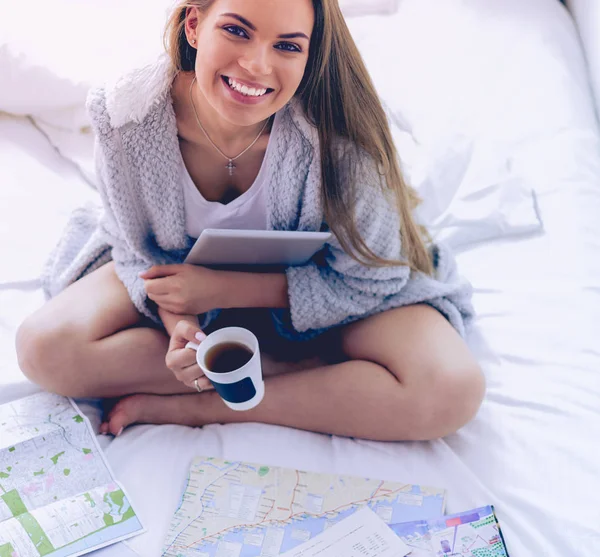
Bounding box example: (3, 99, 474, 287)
(189, 76, 270, 156)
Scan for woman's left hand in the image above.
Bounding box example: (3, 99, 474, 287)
(141, 264, 221, 315)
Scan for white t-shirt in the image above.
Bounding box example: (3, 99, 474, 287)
(182, 114, 280, 238)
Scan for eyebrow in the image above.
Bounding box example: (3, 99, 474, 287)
(220, 12, 310, 40)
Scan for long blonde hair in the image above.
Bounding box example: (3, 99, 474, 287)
(164, 0, 433, 274)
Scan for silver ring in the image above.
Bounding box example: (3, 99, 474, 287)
(193, 378, 204, 393)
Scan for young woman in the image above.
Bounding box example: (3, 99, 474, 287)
(16, 0, 484, 441)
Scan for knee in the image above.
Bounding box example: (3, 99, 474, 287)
(16, 315, 81, 396)
(16, 315, 42, 380)
(410, 361, 486, 441)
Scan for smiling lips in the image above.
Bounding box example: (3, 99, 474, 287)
(222, 75, 274, 97)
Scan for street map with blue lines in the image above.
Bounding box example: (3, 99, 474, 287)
(162, 456, 446, 557)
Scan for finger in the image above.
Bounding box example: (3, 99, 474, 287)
(139, 265, 181, 280)
(170, 321, 207, 351)
(170, 360, 213, 391)
(176, 362, 204, 385)
(147, 294, 177, 312)
(166, 344, 199, 372)
(143, 277, 172, 295)
(183, 372, 213, 392)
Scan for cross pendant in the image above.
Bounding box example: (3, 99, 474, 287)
(226, 160, 236, 176)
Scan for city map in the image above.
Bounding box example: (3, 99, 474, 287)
(0, 392, 144, 557)
(389, 506, 510, 556)
(162, 456, 447, 557)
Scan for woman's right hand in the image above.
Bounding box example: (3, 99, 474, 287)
(165, 320, 213, 391)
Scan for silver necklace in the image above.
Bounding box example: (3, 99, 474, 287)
(189, 76, 271, 176)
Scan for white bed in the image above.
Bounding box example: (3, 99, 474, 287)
(1, 1, 599, 555)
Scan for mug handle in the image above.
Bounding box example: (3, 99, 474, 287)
(185, 342, 200, 351)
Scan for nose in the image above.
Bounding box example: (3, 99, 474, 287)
(238, 43, 273, 78)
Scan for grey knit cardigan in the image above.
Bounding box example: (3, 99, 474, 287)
(41, 54, 474, 340)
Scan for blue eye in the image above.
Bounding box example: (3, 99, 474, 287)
(276, 42, 302, 53)
(223, 25, 248, 39)
(223, 24, 302, 53)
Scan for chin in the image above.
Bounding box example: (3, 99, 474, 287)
(219, 99, 276, 124)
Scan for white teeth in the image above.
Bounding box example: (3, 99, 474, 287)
(226, 77, 268, 97)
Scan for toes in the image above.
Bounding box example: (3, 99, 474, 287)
(98, 393, 191, 436)
(104, 416, 126, 437)
(99, 420, 123, 437)
(101, 396, 137, 437)
(106, 407, 131, 437)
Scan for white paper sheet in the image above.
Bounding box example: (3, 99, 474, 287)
(279, 507, 410, 557)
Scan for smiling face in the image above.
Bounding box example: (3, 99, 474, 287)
(186, 0, 315, 127)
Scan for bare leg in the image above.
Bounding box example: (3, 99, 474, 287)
(17, 262, 199, 397)
(16, 263, 327, 398)
(17, 263, 484, 441)
(102, 305, 485, 441)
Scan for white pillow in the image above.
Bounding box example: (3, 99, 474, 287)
(347, 0, 595, 146)
(342, 0, 598, 246)
(392, 126, 542, 251)
(567, 0, 600, 120)
(0, 0, 172, 124)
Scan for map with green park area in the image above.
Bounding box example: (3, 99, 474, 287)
(0, 392, 144, 556)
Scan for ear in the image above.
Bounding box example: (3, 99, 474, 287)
(184, 6, 201, 45)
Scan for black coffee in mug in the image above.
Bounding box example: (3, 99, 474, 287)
(205, 342, 254, 374)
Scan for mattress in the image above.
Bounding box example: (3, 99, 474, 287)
(1, 1, 599, 556)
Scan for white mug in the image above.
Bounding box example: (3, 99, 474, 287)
(186, 327, 265, 411)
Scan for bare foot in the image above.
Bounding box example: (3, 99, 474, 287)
(99, 393, 200, 437)
(98, 355, 328, 436)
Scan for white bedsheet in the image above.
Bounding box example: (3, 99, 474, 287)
(2, 2, 600, 557)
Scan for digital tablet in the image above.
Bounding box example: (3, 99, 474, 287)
(184, 229, 332, 266)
